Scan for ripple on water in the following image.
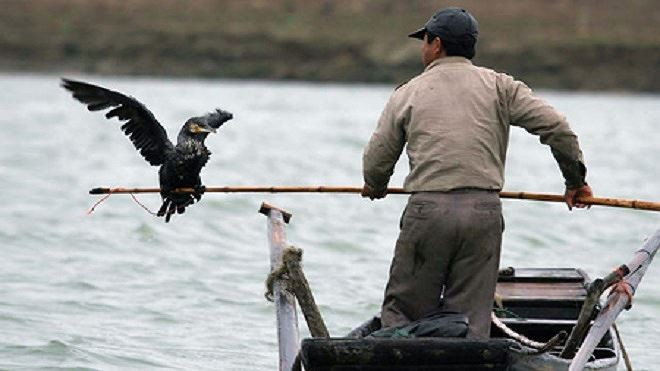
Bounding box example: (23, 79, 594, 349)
(133, 223, 161, 243)
(55, 281, 100, 291)
(0, 340, 78, 368)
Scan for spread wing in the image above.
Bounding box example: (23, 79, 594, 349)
(61, 78, 174, 166)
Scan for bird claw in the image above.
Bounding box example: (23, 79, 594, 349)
(156, 186, 204, 222)
(156, 197, 179, 222)
(165, 199, 178, 222)
(193, 185, 206, 201)
(157, 198, 170, 217)
(194, 185, 206, 194)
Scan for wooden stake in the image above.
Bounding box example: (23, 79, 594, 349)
(560, 265, 629, 359)
(282, 246, 330, 338)
(260, 203, 300, 371)
(89, 186, 660, 212)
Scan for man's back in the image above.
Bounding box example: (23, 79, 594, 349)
(364, 57, 585, 194)
(393, 56, 509, 192)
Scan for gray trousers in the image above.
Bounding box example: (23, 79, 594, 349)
(380, 190, 503, 339)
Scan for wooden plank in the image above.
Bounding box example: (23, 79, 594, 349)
(497, 268, 586, 283)
(496, 282, 587, 299)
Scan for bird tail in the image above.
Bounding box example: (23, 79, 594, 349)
(156, 193, 198, 222)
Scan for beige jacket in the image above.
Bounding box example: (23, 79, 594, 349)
(363, 57, 586, 193)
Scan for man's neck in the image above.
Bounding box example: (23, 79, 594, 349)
(424, 56, 471, 72)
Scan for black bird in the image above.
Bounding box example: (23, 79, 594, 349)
(61, 78, 233, 222)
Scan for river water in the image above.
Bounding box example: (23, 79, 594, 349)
(0, 73, 658, 370)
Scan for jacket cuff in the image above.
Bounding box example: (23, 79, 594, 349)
(563, 161, 587, 189)
(364, 178, 388, 194)
(551, 148, 586, 190)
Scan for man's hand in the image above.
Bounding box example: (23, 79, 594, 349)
(361, 183, 388, 200)
(564, 184, 593, 210)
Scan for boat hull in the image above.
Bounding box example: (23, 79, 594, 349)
(301, 335, 618, 371)
(300, 268, 620, 371)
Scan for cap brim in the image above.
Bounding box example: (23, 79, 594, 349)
(408, 27, 426, 40)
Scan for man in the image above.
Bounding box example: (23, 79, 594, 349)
(361, 7, 593, 339)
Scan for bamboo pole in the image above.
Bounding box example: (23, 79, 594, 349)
(568, 229, 660, 371)
(89, 186, 660, 212)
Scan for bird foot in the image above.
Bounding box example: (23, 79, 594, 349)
(193, 185, 206, 201)
(157, 199, 169, 217)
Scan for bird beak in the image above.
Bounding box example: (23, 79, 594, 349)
(193, 123, 216, 133)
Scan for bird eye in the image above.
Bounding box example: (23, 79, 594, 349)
(189, 123, 201, 133)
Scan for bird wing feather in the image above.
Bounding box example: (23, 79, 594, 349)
(61, 78, 174, 166)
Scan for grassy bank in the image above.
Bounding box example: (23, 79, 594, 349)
(2, 0, 659, 91)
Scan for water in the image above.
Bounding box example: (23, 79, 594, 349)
(0, 73, 658, 370)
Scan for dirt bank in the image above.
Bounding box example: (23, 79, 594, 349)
(2, 0, 659, 91)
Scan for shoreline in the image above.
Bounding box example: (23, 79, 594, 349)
(4, 69, 658, 97)
(3, 0, 659, 92)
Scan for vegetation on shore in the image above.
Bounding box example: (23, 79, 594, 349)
(2, 0, 659, 91)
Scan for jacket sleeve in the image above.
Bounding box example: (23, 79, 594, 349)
(502, 76, 587, 189)
(362, 94, 408, 193)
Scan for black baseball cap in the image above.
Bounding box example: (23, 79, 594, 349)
(408, 7, 479, 44)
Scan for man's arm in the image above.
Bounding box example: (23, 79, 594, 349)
(362, 96, 407, 200)
(503, 76, 591, 209)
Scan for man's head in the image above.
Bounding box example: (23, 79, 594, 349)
(409, 7, 478, 64)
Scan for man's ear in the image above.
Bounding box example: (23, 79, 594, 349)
(434, 37, 444, 54)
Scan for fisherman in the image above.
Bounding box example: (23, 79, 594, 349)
(361, 7, 593, 339)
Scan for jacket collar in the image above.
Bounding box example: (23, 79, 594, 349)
(424, 56, 472, 72)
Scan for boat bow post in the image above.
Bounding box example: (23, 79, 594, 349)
(259, 202, 299, 371)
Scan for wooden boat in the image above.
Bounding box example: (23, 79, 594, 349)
(300, 268, 619, 371)
(259, 204, 658, 371)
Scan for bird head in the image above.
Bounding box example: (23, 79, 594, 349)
(184, 110, 233, 135)
(203, 109, 234, 130)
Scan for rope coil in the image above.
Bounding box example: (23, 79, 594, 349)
(265, 247, 303, 301)
(265, 264, 292, 302)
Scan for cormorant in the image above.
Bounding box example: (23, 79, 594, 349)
(61, 78, 233, 222)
